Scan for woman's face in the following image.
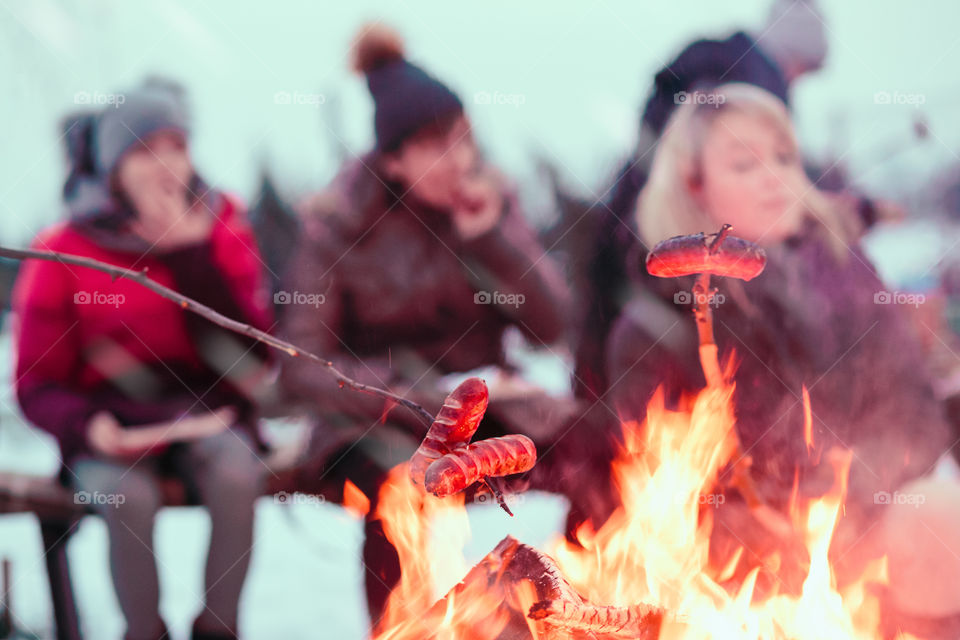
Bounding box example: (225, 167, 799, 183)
(115, 130, 192, 208)
(382, 115, 478, 211)
(694, 110, 806, 245)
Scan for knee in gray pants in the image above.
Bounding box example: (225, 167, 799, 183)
(73, 458, 165, 640)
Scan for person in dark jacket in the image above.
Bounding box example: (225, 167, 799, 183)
(13, 80, 274, 640)
(641, 0, 826, 138)
(277, 24, 572, 628)
(607, 84, 957, 613)
(574, 0, 828, 401)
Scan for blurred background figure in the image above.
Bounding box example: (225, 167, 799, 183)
(642, 0, 827, 140)
(568, 0, 904, 403)
(571, 0, 831, 402)
(277, 24, 573, 630)
(12, 79, 274, 640)
(607, 84, 956, 618)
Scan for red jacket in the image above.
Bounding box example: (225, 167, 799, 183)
(12, 194, 274, 465)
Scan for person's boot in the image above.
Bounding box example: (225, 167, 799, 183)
(125, 619, 170, 640)
(191, 618, 238, 640)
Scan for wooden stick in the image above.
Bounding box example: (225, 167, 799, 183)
(649, 226, 792, 531)
(692, 224, 731, 389)
(0, 246, 520, 515)
(528, 600, 665, 638)
(0, 246, 435, 423)
(433, 536, 671, 639)
(0, 557, 10, 634)
(482, 478, 513, 517)
(692, 227, 796, 532)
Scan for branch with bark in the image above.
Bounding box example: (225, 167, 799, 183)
(0, 245, 436, 424)
(0, 245, 517, 513)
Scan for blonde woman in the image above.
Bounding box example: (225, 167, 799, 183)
(606, 84, 955, 609)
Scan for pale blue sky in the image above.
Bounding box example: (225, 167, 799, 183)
(2, 0, 959, 243)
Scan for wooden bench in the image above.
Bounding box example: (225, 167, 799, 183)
(0, 467, 315, 640)
(0, 471, 92, 640)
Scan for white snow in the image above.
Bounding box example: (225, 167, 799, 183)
(0, 328, 569, 639)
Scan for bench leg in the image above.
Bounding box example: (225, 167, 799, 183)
(40, 521, 82, 640)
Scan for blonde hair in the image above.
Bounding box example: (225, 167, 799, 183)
(636, 83, 855, 259)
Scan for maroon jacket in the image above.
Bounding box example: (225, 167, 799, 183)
(279, 157, 571, 454)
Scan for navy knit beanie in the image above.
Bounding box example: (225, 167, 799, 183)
(351, 23, 463, 152)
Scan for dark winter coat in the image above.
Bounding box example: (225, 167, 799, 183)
(279, 156, 572, 462)
(606, 228, 951, 517)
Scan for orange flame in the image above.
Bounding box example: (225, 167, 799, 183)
(343, 479, 371, 519)
(372, 366, 889, 638)
(802, 385, 815, 457)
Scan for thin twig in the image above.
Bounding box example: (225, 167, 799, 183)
(482, 477, 513, 516)
(707, 223, 733, 255)
(654, 227, 791, 530)
(0, 246, 435, 425)
(693, 223, 732, 387)
(0, 246, 520, 515)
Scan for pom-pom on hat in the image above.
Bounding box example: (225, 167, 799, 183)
(350, 22, 463, 152)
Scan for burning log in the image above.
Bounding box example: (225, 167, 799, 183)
(420, 536, 671, 640)
(528, 600, 664, 639)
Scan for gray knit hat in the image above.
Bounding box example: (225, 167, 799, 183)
(94, 80, 190, 175)
(758, 0, 828, 74)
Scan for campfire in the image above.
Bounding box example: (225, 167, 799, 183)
(361, 228, 902, 639)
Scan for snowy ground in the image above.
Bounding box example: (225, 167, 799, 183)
(0, 330, 571, 640)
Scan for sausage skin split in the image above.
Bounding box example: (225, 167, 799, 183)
(423, 434, 537, 497)
(409, 377, 489, 486)
(646, 233, 767, 281)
